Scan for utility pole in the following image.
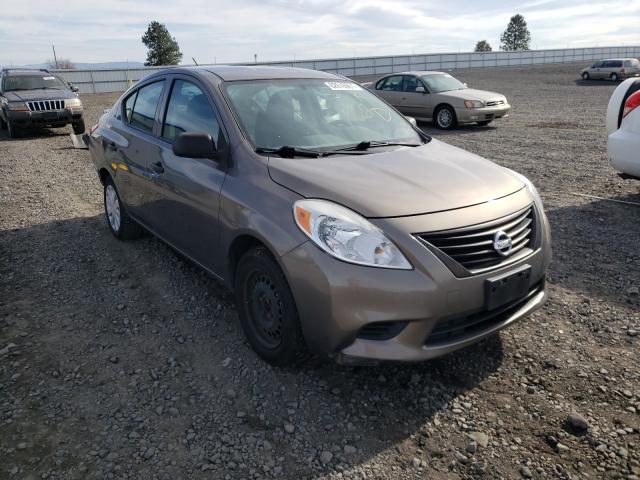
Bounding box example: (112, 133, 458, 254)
(52, 45, 59, 69)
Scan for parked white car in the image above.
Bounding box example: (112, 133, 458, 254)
(607, 78, 640, 179)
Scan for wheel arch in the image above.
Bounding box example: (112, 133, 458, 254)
(98, 167, 111, 185)
(226, 233, 282, 289)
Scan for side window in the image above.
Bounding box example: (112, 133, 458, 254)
(378, 75, 403, 91)
(593, 61, 603, 68)
(162, 79, 220, 145)
(129, 81, 164, 132)
(612, 61, 622, 68)
(124, 92, 136, 123)
(402, 76, 420, 92)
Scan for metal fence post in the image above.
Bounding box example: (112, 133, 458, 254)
(89, 70, 96, 94)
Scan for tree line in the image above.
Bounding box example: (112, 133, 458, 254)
(475, 14, 531, 52)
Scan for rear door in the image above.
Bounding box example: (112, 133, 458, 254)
(108, 78, 166, 223)
(591, 61, 605, 79)
(374, 75, 405, 108)
(144, 74, 228, 272)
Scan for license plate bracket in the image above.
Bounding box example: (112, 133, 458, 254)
(485, 265, 531, 311)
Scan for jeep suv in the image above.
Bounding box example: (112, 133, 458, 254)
(0, 68, 85, 137)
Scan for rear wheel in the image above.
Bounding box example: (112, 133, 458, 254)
(610, 73, 619, 82)
(103, 177, 143, 240)
(582, 72, 590, 80)
(234, 247, 306, 366)
(477, 120, 492, 127)
(72, 118, 86, 134)
(434, 105, 457, 130)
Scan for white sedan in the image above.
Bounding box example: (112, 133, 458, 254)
(607, 78, 640, 179)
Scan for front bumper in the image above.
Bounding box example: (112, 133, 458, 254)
(609, 128, 640, 178)
(7, 108, 83, 128)
(280, 188, 551, 363)
(457, 104, 511, 124)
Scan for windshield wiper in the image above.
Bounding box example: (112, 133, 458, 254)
(255, 146, 322, 158)
(255, 145, 370, 158)
(335, 140, 422, 152)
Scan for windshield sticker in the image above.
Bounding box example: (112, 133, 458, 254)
(324, 82, 361, 91)
(43, 76, 56, 80)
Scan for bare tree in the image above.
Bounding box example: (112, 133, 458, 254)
(46, 58, 76, 70)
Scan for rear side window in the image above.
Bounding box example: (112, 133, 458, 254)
(377, 75, 403, 91)
(605, 61, 622, 68)
(128, 81, 164, 132)
(161, 79, 220, 144)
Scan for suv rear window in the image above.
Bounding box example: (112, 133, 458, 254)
(126, 81, 164, 132)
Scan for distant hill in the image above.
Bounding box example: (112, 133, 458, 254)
(1, 61, 146, 70)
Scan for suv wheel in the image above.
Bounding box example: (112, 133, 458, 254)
(72, 119, 86, 135)
(235, 247, 306, 366)
(610, 73, 619, 82)
(0, 115, 7, 130)
(7, 120, 20, 138)
(103, 178, 143, 240)
(582, 72, 590, 80)
(435, 105, 457, 130)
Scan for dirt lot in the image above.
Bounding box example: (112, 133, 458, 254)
(1, 63, 639, 480)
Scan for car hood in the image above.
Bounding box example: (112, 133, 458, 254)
(4, 89, 75, 101)
(441, 88, 506, 102)
(267, 138, 524, 218)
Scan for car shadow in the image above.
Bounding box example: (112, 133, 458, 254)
(1, 213, 505, 477)
(0, 127, 70, 141)
(418, 122, 499, 136)
(574, 79, 620, 87)
(544, 190, 640, 307)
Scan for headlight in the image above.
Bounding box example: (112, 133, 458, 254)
(505, 168, 543, 207)
(7, 102, 29, 111)
(66, 98, 82, 108)
(293, 199, 412, 270)
(464, 100, 484, 108)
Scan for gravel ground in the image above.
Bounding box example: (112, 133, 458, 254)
(1, 63, 639, 480)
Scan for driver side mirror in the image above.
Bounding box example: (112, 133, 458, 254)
(70, 84, 79, 93)
(415, 86, 426, 93)
(172, 132, 217, 160)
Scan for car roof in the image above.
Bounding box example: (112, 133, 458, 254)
(2, 68, 52, 76)
(159, 65, 343, 81)
(395, 71, 450, 76)
(599, 58, 635, 62)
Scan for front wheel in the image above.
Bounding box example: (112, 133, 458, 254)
(582, 72, 590, 80)
(434, 105, 457, 130)
(234, 247, 306, 366)
(610, 73, 619, 82)
(72, 119, 85, 134)
(7, 120, 20, 138)
(103, 178, 143, 240)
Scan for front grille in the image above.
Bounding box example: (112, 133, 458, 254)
(425, 280, 543, 346)
(416, 205, 535, 273)
(357, 321, 408, 341)
(27, 100, 66, 112)
(486, 100, 504, 107)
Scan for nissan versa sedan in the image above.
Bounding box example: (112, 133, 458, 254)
(364, 71, 510, 129)
(86, 66, 550, 366)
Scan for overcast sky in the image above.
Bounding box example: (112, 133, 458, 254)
(1, 0, 639, 66)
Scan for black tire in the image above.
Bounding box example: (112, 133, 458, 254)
(72, 118, 86, 134)
(477, 120, 492, 127)
(434, 105, 457, 130)
(0, 114, 7, 130)
(235, 247, 306, 366)
(7, 119, 20, 138)
(582, 72, 590, 80)
(610, 73, 619, 82)
(103, 177, 143, 240)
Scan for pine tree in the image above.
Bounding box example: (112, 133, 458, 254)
(500, 14, 531, 51)
(142, 21, 183, 66)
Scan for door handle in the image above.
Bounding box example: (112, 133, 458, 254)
(150, 161, 165, 174)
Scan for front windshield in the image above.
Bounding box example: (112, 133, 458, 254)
(3, 74, 68, 92)
(421, 74, 466, 93)
(223, 79, 421, 150)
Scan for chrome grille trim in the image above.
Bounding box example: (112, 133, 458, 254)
(486, 100, 504, 107)
(27, 100, 66, 112)
(415, 204, 535, 274)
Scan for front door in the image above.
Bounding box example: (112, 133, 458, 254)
(145, 75, 228, 273)
(400, 75, 433, 120)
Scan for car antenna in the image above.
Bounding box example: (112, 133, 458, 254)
(192, 57, 199, 66)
